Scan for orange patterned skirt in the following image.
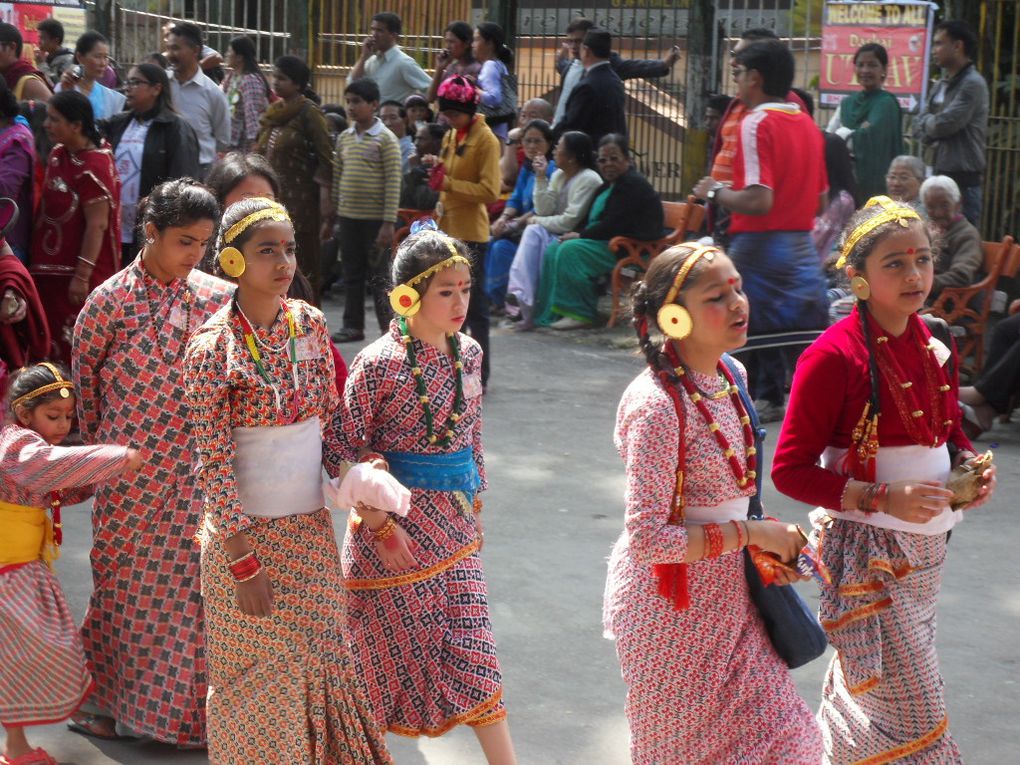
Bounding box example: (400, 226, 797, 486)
(201, 508, 392, 764)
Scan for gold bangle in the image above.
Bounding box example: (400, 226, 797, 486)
(230, 551, 256, 565)
(371, 516, 397, 542)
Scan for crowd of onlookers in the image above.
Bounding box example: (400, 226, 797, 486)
(0, 11, 1017, 425)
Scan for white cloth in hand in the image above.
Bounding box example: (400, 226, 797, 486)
(324, 462, 411, 517)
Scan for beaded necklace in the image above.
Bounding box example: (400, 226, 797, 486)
(234, 298, 299, 423)
(664, 343, 758, 492)
(398, 316, 465, 447)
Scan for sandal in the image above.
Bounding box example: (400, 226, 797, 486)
(0, 748, 58, 765)
(67, 713, 124, 741)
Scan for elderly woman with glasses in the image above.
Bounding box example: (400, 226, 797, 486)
(102, 62, 200, 265)
(884, 155, 927, 218)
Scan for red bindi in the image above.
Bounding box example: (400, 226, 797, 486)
(727, 277, 738, 285)
(905, 247, 916, 254)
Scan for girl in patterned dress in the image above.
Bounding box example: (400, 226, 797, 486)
(1, 363, 141, 765)
(184, 197, 392, 763)
(603, 243, 823, 764)
(70, 180, 233, 745)
(772, 197, 997, 764)
(338, 224, 517, 764)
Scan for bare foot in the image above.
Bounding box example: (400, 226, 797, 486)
(2, 723, 32, 760)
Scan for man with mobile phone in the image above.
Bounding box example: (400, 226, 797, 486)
(347, 12, 431, 104)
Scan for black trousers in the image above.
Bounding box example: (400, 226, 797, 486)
(337, 217, 392, 333)
(975, 312, 1020, 413)
(464, 241, 490, 386)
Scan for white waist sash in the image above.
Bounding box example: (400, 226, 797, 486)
(683, 497, 748, 524)
(820, 443, 961, 535)
(232, 416, 324, 518)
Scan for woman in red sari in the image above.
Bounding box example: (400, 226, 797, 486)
(30, 90, 120, 365)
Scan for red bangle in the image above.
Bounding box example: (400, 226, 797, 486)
(703, 523, 724, 559)
(729, 519, 745, 550)
(229, 552, 261, 581)
(360, 452, 389, 471)
(872, 482, 888, 513)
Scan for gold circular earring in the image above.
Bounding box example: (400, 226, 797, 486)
(219, 247, 246, 278)
(657, 303, 694, 340)
(850, 275, 871, 301)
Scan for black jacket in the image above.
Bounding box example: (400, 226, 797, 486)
(102, 109, 201, 201)
(556, 51, 670, 82)
(579, 167, 663, 244)
(555, 62, 627, 146)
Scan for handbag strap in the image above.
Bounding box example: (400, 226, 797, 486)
(720, 353, 766, 521)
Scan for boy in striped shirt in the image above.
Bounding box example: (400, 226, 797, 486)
(329, 78, 402, 343)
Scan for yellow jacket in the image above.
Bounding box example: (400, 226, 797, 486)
(437, 116, 501, 244)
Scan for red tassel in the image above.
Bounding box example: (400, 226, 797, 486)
(653, 563, 690, 610)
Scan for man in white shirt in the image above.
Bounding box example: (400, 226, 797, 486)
(347, 13, 431, 104)
(167, 22, 229, 178)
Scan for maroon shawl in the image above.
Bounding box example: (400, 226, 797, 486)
(0, 249, 50, 371)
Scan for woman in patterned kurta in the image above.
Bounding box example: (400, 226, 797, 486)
(1, 364, 137, 765)
(603, 244, 822, 764)
(184, 197, 391, 763)
(255, 56, 333, 300)
(336, 227, 515, 762)
(70, 180, 232, 746)
(30, 92, 121, 366)
(773, 199, 996, 764)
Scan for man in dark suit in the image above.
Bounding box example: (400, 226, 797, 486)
(554, 29, 627, 147)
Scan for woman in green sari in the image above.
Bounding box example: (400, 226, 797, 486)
(255, 56, 334, 302)
(534, 134, 663, 330)
(827, 43, 903, 201)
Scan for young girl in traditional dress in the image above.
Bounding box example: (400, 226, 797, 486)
(338, 222, 517, 764)
(603, 243, 823, 764)
(184, 197, 392, 763)
(1, 363, 141, 765)
(772, 197, 997, 764)
(70, 179, 233, 745)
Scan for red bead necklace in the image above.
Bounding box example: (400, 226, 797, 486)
(664, 343, 757, 491)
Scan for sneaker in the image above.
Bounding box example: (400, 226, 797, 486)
(331, 328, 365, 343)
(753, 399, 786, 423)
(550, 316, 592, 331)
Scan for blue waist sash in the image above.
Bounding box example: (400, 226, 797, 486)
(381, 448, 481, 501)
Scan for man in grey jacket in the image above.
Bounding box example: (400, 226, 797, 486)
(912, 20, 988, 227)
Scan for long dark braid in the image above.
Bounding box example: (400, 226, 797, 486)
(857, 299, 882, 420)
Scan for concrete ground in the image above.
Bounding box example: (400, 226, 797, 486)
(19, 309, 1020, 764)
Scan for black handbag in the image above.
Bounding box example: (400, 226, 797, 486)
(722, 355, 828, 669)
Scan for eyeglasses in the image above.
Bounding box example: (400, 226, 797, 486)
(125, 79, 153, 88)
(885, 173, 918, 183)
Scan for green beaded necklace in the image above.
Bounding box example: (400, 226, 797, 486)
(399, 316, 465, 447)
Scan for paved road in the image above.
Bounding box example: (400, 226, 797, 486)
(25, 318, 1020, 764)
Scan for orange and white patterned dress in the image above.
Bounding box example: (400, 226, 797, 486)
(185, 298, 391, 764)
(604, 367, 822, 764)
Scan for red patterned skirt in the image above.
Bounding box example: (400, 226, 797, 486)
(604, 540, 822, 764)
(817, 519, 962, 764)
(341, 488, 505, 737)
(0, 561, 92, 725)
(201, 507, 392, 764)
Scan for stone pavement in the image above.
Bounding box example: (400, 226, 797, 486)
(21, 316, 1020, 764)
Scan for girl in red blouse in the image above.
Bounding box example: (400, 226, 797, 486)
(772, 197, 996, 764)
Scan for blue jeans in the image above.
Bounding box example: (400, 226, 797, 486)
(960, 184, 983, 228)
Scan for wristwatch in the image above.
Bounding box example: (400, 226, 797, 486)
(706, 182, 725, 202)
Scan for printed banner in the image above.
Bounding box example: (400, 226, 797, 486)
(0, 0, 86, 64)
(820, 1, 936, 112)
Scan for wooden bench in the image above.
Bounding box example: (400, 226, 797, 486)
(606, 196, 706, 328)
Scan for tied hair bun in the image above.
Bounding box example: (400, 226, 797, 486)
(437, 75, 480, 105)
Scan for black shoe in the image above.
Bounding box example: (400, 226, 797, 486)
(331, 328, 365, 343)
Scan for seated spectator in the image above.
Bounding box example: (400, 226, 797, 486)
(0, 200, 49, 393)
(57, 32, 125, 120)
(103, 62, 200, 266)
(504, 130, 602, 328)
(534, 133, 663, 329)
(400, 122, 447, 211)
(959, 302, 1020, 437)
(486, 119, 556, 307)
(500, 97, 554, 190)
(922, 175, 983, 301)
(403, 93, 432, 131)
(0, 78, 35, 262)
(379, 99, 414, 172)
(35, 18, 75, 84)
(885, 154, 927, 217)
